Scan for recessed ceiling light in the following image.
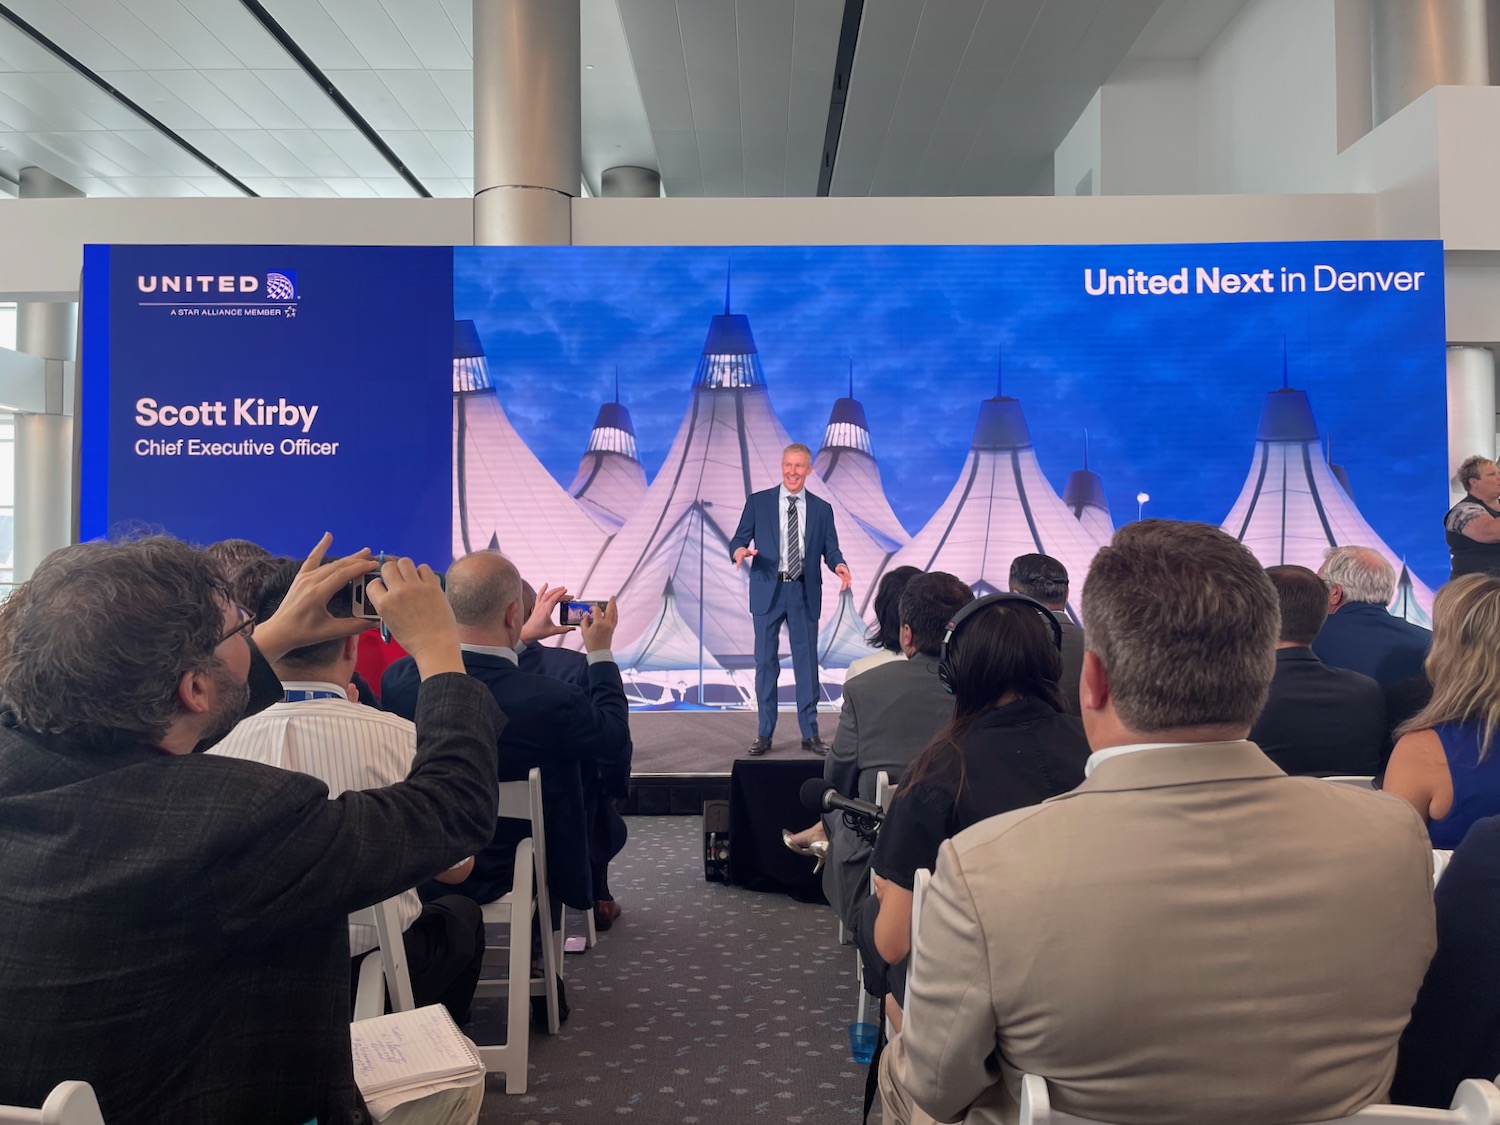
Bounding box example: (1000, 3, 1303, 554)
(585, 64, 594, 70)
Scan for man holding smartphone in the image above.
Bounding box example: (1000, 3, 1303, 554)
(731, 442, 852, 757)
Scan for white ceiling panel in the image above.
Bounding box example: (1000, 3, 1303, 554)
(318, 128, 397, 178)
(424, 177, 470, 199)
(151, 70, 259, 130)
(180, 2, 295, 68)
(2, 1, 135, 70)
(279, 177, 341, 198)
(201, 71, 306, 131)
(32, 132, 130, 177)
(439, 0, 471, 54)
(264, 70, 351, 131)
(0, 87, 64, 133)
(112, 129, 214, 175)
(0, 21, 72, 73)
(107, 175, 204, 196)
(267, 130, 355, 178)
(365, 176, 417, 198)
(67, 130, 168, 175)
(423, 129, 473, 178)
(218, 129, 314, 178)
(427, 69, 471, 130)
(115, 0, 243, 68)
(30, 71, 146, 130)
(374, 70, 465, 131)
(379, 0, 469, 69)
(175, 129, 272, 178)
(0, 73, 111, 131)
(95, 71, 213, 130)
(54, 0, 189, 70)
(580, 0, 655, 194)
(378, 130, 451, 178)
(315, 0, 422, 68)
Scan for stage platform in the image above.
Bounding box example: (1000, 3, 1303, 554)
(620, 710, 833, 815)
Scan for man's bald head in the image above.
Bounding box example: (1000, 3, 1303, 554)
(446, 551, 522, 627)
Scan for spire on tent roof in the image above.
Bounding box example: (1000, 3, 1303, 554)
(1083, 428, 1090, 472)
(996, 347, 1003, 399)
(614, 365, 620, 404)
(849, 358, 854, 400)
(1282, 337, 1289, 390)
(724, 261, 732, 314)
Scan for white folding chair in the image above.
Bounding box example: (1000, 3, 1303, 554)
(472, 768, 562, 1094)
(903, 867, 930, 1016)
(0, 1080, 106, 1125)
(1018, 1074, 1500, 1125)
(562, 904, 597, 951)
(855, 771, 897, 1027)
(351, 894, 416, 1021)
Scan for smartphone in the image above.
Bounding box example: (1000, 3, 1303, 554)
(557, 599, 607, 627)
(349, 573, 381, 620)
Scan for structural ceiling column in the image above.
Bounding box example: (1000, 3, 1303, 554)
(472, 0, 580, 246)
(1371, 0, 1490, 126)
(12, 166, 80, 582)
(1447, 345, 1496, 504)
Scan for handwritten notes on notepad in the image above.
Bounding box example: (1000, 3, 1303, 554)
(350, 1004, 483, 1098)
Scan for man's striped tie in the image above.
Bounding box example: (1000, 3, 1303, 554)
(786, 495, 802, 580)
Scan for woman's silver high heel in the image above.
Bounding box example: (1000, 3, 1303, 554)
(782, 829, 830, 874)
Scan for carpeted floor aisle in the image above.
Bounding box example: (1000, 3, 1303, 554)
(474, 815, 874, 1125)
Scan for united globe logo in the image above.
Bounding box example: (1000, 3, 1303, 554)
(265, 271, 298, 300)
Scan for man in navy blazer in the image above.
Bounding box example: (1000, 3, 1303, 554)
(730, 443, 852, 756)
(1312, 546, 1431, 689)
(382, 552, 630, 921)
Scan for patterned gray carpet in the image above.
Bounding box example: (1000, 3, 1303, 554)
(474, 816, 872, 1124)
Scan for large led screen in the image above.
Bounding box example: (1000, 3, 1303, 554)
(83, 241, 1447, 710)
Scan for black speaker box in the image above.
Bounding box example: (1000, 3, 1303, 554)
(703, 798, 730, 883)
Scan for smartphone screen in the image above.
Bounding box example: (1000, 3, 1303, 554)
(557, 599, 606, 627)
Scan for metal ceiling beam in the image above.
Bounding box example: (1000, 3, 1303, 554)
(817, 0, 866, 197)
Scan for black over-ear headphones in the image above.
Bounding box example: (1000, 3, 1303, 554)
(937, 592, 1065, 695)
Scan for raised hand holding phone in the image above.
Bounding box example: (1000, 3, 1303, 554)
(578, 597, 618, 652)
(364, 556, 464, 678)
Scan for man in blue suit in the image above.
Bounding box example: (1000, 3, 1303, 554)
(730, 442, 852, 756)
(1312, 545, 1431, 689)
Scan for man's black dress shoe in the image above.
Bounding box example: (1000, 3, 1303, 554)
(748, 736, 771, 756)
(802, 736, 830, 756)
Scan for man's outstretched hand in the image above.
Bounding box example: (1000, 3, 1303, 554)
(835, 563, 853, 591)
(733, 547, 759, 570)
(366, 555, 464, 679)
(521, 583, 572, 644)
(578, 597, 619, 653)
(252, 533, 375, 663)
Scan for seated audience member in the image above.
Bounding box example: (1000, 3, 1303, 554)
(882, 521, 1436, 1125)
(383, 552, 629, 928)
(211, 557, 486, 1025)
(848, 565, 921, 681)
(1008, 552, 1085, 714)
(868, 591, 1090, 1018)
(819, 572, 972, 930)
(1445, 453, 1500, 580)
(202, 536, 274, 607)
(782, 566, 922, 861)
(1392, 814, 1500, 1107)
(517, 580, 633, 932)
(1384, 574, 1500, 847)
(1387, 672, 1434, 752)
(0, 536, 501, 1125)
(1313, 545, 1431, 688)
(1249, 564, 1386, 776)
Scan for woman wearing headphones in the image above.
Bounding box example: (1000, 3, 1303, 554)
(866, 593, 1091, 1026)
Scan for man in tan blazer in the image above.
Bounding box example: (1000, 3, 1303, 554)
(881, 521, 1437, 1125)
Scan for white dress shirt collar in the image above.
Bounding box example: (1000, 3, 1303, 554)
(278, 679, 352, 701)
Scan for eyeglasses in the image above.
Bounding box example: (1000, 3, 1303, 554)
(218, 605, 257, 645)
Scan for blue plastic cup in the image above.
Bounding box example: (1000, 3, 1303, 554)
(848, 1021, 879, 1064)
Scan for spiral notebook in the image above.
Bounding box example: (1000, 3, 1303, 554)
(350, 1004, 483, 1098)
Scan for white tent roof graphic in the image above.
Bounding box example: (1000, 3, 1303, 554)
(1062, 434, 1114, 543)
(578, 286, 895, 670)
(815, 369, 910, 556)
(614, 575, 727, 673)
(1221, 376, 1435, 619)
(569, 374, 648, 533)
(887, 394, 1109, 617)
(816, 587, 876, 669)
(452, 320, 606, 584)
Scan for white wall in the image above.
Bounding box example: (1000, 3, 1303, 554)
(1053, 89, 1101, 196)
(1099, 60, 1200, 195)
(1197, 0, 1343, 194)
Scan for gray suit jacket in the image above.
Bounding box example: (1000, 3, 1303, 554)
(822, 655, 953, 928)
(892, 741, 1436, 1125)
